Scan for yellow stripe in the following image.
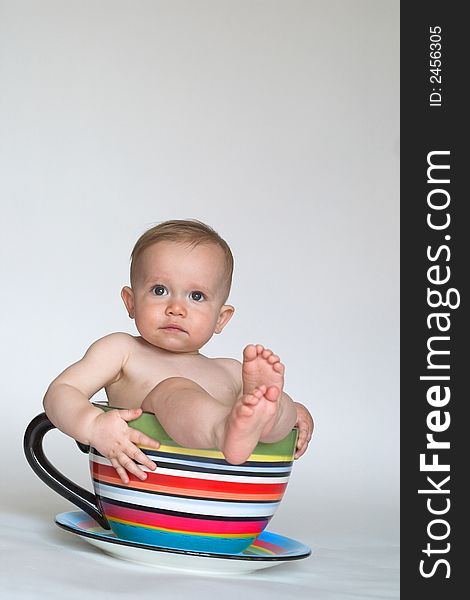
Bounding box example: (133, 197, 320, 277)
(108, 517, 256, 539)
(140, 443, 292, 462)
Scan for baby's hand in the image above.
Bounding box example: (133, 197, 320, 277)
(88, 408, 160, 484)
(293, 402, 314, 459)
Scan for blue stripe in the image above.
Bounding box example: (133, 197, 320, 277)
(110, 521, 255, 554)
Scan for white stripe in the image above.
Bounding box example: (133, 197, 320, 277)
(90, 455, 290, 484)
(94, 482, 279, 518)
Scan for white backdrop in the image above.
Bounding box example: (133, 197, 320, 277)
(0, 1, 399, 597)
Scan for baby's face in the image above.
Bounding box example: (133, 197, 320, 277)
(122, 241, 233, 353)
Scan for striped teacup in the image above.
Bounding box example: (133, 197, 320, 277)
(24, 406, 297, 555)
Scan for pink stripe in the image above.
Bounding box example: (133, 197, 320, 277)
(102, 502, 267, 535)
(78, 519, 101, 531)
(252, 538, 284, 553)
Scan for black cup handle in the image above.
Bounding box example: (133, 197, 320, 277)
(23, 412, 110, 530)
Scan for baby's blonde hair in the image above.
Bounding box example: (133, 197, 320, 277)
(130, 219, 234, 300)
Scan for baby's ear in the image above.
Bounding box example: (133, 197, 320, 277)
(121, 286, 135, 319)
(215, 305, 234, 334)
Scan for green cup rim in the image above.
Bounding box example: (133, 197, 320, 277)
(94, 403, 298, 458)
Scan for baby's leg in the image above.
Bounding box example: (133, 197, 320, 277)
(141, 378, 287, 465)
(141, 378, 229, 450)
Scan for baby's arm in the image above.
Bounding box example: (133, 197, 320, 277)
(43, 333, 160, 483)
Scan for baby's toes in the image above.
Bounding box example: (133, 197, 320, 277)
(238, 403, 254, 417)
(265, 385, 281, 402)
(243, 344, 257, 361)
(242, 386, 265, 406)
(262, 348, 273, 359)
(272, 361, 285, 375)
(243, 393, 259, 406)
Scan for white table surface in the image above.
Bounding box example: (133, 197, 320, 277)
(1, 505, 398, 600)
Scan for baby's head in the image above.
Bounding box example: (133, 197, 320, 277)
(121, 220, 235, 353)
(129, 220, 233, 301)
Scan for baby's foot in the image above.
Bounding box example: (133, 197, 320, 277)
(222, 385, 280, 465)
(242, 344, 285, 396)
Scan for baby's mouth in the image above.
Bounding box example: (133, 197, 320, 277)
(161, 324, 187, 334)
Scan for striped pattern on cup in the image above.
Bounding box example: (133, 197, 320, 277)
(90, 439, 295, 554)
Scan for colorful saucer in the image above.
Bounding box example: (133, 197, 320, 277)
(55, 511, 311, 575)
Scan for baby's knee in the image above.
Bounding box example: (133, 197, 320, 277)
(142, 378, 183, 412)
(147, 377, 195, 400)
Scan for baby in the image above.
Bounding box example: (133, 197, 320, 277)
(44, 220, 314, 484)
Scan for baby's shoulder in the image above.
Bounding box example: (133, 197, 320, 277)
(95, 331, 137, 347)
(87, 332, 139, 357)
(212, 357, 242, 378)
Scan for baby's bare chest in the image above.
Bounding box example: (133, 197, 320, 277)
(106, 349, 240, 408)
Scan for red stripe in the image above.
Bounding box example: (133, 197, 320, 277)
(93, 463, 287, 496)
(101, 502, 267, 535)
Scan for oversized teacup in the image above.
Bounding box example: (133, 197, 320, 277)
(24, 405, 297, 554)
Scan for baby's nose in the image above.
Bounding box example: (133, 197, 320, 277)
(165, 300, 186, 316)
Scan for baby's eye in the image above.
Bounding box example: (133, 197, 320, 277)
(190, 291, 205, 302)
(152, 285, 168, 296)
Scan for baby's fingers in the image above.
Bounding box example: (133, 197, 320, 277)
(126, 443, 157, 473)
(132, 430, 161, 450)
(129, 432, 160, 469)
(110, 457, 132, 484)
(119, 408, 144, 422)
(294, 428, 310, 459)
(116, 451, 150, 482)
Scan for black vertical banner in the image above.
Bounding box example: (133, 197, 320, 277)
(401, 1, 467, 598)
